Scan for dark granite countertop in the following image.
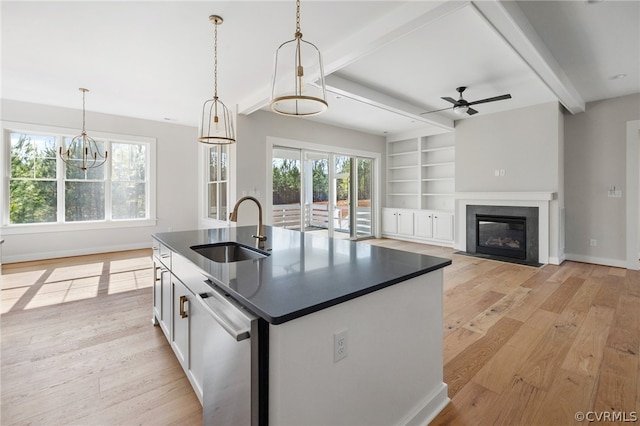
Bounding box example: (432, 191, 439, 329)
(153, 226, 451, 325)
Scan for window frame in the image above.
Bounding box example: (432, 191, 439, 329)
(1, 121, 157, 235)
(206, 144, 229, 222)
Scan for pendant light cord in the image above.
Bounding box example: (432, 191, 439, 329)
(213, 20, 218, 99)
(81, 89, 87, 134)
(295, 0, 301, 36)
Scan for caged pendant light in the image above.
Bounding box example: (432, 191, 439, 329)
(199, 15, 236, 145)
(270, 0, 328, 117)
(59, 88, 108, 171)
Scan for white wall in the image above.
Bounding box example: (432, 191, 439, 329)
(454, 101, 564, 263)
(455, 102, 561, 192)
(234, 110, 385, 226)
(564, 93, 640, 267)
(1, 99, 199, 262)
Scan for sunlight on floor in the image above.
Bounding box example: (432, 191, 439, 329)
(0, 251, 153, 313)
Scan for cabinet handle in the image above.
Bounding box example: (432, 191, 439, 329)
(161, 254, 170, 259)
(155, 267, 167, 281)
(179, 295, 188, 318)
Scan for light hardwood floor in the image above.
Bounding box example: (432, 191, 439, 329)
(1, 242, 639, 425)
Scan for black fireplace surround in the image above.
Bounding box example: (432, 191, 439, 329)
(466, 205, 539, 265)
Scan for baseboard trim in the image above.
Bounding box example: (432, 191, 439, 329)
(381, 234, 455, 248)
(402, 382, 449, 426)
(564, 253, 628, 269)
(3, 242, 152, 264)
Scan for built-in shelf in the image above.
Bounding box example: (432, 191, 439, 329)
(386, 133, 455, 212)
(422, 162, 455, 167)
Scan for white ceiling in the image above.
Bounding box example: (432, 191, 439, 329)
(2, 1, 638, 138)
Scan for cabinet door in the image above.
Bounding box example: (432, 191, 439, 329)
(382, 209, 398, 234)
(159, 268, 171, 338)
(397, 210, 414, 236)
(433, 212, 454, 241)
(171, 277, 190, 370)
(189, 294, 207, 401)
(152, 260, 163, 324)
(414, 211, 434, 239)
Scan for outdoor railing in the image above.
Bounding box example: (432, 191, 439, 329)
(272, 203, 372, 236)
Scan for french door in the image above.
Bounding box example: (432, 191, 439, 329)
(271, 146, 374, 240)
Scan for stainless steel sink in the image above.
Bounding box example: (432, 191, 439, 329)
(191, 242, 269, 263)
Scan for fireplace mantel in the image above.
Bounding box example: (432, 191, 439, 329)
(455, 192, 558, 265)
(455, 192, 557, 201)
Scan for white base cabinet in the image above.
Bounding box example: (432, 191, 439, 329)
(382, 208, 414, 236)
(152, 240, 208, 404)
(383, 207, 454, 245)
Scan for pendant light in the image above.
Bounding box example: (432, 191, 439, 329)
(199, 15, 235, 145)
(59, 88, 108, 171)
(270, 0, 328, 117)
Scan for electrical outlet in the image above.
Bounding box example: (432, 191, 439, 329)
(590, 239, 597, 247)
(334, 330, 348, 363)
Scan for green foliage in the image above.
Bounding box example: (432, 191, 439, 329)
(9, 134, 148, 224)
(273, 158, 301, 204)
(9, 134, 58, 223)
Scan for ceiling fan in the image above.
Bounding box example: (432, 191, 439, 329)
(420, 86, 512, 116)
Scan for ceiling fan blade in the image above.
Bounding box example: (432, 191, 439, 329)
(441, 96, 459, 105)
(466, 107, 479, 115)
(419, 106, 452, 115)
(467, 94, 512, 106)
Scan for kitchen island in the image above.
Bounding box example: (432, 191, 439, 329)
(152, 225, 451, 425)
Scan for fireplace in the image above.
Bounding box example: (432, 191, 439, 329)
(476, 214, 526, 260)
(465, 205, 540, 266)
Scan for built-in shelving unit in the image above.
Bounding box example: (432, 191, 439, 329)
(385, 132, 455, 245)
(387, 138, 420, 209)
(421, 134, 455, 211)
(386, 133, 455, 211)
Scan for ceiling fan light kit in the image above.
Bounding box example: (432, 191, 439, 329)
(199, 14, 236, 145)
(270, 0, 328, 117)
(421, 86, 512, 117)
(59, 88, 108, 171)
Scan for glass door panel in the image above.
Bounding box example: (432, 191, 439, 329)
(304, 151, 330, 234)
(356, 158, 373, 238)
(270, 146, 375, 239)
(272, 147, 302, 229)
(334, 156, 351, 238)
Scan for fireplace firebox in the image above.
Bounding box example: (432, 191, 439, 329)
(465, 205, 540, 266)
(476, 215, 526, 260)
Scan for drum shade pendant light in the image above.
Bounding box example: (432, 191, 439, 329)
(59, 88, 108, 170)
(270, 0, 328, 116)
(199, 15, 235, 145)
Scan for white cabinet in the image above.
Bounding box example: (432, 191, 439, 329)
(415, 211, 454, 241)
(152, 241, 172, 339)
(171, 276, 190, 370)
(414, 211, 434, 239)
(382, 208, 414, 236)
(433, 212, 454, 241)
(383, 208, 454, 245)
(385, 132, 455, 246)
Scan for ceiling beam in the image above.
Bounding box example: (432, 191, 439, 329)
(325, 74, 454, 132)
(473, 0, 586, 114)
(237, 1, 464, 116)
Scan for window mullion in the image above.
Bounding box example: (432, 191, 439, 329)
(57, 135, 65, 224)
(104, 140, 112, 221)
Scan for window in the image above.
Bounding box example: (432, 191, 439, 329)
(207, 145, 228, 221)
(2, 122, 156, 232)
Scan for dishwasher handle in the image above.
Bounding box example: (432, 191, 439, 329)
(198, 292, 252, 342)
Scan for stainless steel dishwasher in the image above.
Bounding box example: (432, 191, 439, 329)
(198, 282, 264, 426)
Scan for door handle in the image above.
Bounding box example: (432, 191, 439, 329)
(179, 295, 188, 318)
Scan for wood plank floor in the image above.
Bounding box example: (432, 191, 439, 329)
(2, 242, 639, 425)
